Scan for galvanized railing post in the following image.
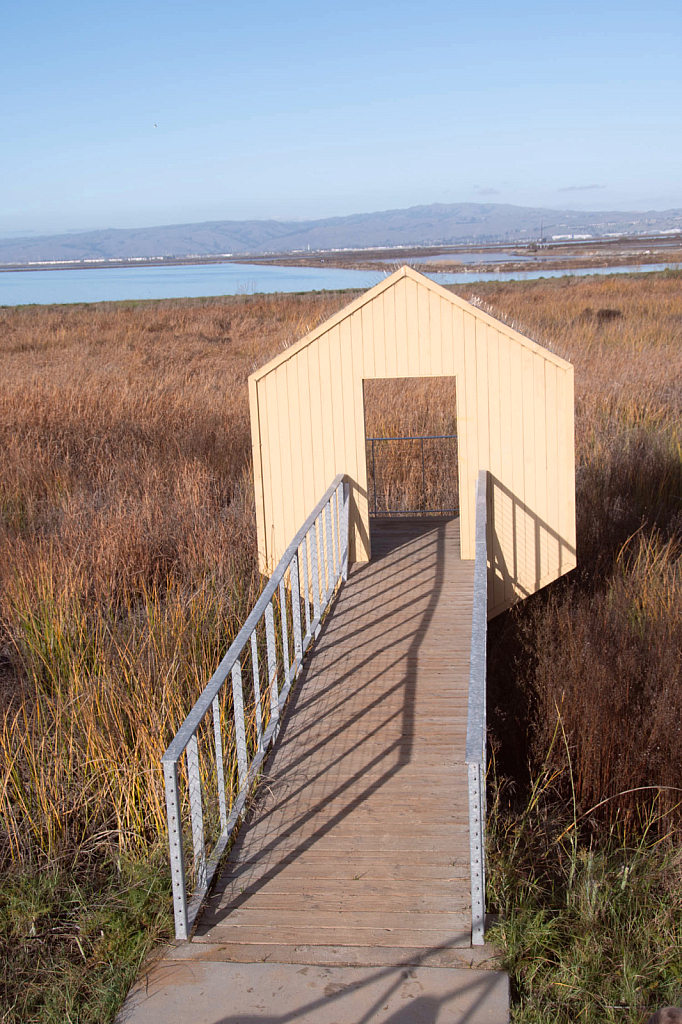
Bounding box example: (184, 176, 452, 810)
(290, 552, 303, 666)
(341, 479, 349, 581)
(186, 733, 206, 892)
(250, 629, 263, 752)
(231, 662, 248, 792)
(311, 519, 321, 633)
(325, 500, 334, 605)
(468, 762, 485, 945)
(279, 577, 290, 682)
(301, 538, 311, 636)
(163, 760, 189, 941)
(265, 601, 278, 721)
(212, 696, 228, 830)
(329, 481, 337, 573)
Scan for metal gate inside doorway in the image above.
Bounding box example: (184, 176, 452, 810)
(366, 434, 458, 516)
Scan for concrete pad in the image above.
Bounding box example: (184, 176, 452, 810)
(117, 960, 509, 1024)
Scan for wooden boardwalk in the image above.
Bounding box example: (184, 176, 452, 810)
(194, 516, 476, 964)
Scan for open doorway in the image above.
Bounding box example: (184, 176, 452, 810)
(363, 376, 459, 517)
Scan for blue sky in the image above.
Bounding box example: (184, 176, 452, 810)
(2, 0, 681, 235)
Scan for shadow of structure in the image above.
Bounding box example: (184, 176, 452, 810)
(210, 962, 505, 1024)
(193, 516, 475, 958)
(488, 473, 576, 614)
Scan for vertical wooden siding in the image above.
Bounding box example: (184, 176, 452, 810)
(248, 267, 575, 618)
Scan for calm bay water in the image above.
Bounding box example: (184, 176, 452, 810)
(0, 260, 679, 307)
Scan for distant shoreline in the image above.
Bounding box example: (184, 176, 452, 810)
(2, 234, 681, 279)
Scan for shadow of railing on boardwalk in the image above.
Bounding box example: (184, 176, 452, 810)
(210, 964, 505, 1024)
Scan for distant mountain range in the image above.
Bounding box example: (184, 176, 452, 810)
(2, 203, 682, 265)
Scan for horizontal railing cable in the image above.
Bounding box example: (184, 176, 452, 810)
(366, 434, 458, 516)
(162, 474, 349, 940)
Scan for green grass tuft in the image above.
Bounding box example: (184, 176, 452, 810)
(0, 851, 172, 1024)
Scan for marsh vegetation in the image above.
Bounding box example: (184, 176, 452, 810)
(1, 273, 681, 1021)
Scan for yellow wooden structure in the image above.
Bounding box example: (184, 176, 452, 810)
(248, 265, 575, 617)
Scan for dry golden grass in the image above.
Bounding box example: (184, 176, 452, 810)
(2, 271, 682, 863)
(1, 271, 682, 1020)
(0, 292, 359, 868)
(466, 272, 682, 829)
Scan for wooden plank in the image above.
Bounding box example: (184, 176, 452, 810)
(405, 275, 420, 376)
(285, 352, 304, 530)
(350, 309, 370, 560)
(544, 360, 560, 578)
(338, 314, 357, 557)
(328, 324, 346, 476)
(394, 276, 409, 376)
(215, 881, 469, 901)
(361, 299, 375, 379)
(533, 351, 548, 582)
(276, 362, 297, 549)
(263, 370, 283, 566)
(557, 365, 576, 565)
(170, 942, 488, 965)
(249, 376, 268, 570)
(495, 331, 513, 609)
(296, 346, 315, 534)
(306, 332, 324, 506)
(565, 367, 576, 556)
(221, 852, 471, 874)
(317, 330, 336, 483)
(474, 319, 490, 473)
(429, 291, 443, 376)
(372, 289, 387, 378)
(508, 338, 525, 597)
(383, 285, 398, 378)
(461, 310, 478, 558)
(202, 909, 468, 930)
(443, 297, 457, 378)
(486, 327, 502, 609)
(198, 924, 472, 949)
(417, 278, 431, 375)
(210, 894, 471, 915)
(521, 343, 536, 593)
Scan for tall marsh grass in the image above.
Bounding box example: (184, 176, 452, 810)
(475, 272, 682, 1023)
(0, 292, 358, 1022)
(1, 273, 682, 1019)
(475, 272, 682, 833)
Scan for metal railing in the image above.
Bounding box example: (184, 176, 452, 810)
(465, 469, 488, 945)
(162, 474, 349, 941)
(366, 434, 458, 516)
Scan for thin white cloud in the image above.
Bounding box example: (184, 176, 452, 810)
(558, 184, 606, 192)
(473, 186, 501, 196)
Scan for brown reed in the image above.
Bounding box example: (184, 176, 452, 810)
(1, 271, 681, 1019)
(3, 274, 682, 869)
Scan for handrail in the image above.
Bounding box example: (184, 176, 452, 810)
(365, 434, 457, 441)
(465, 469, 488, 945)
(162, 474, 349, 940)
